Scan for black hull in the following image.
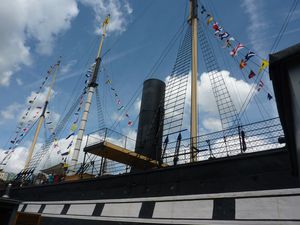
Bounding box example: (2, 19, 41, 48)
(4, 148, 300, 225)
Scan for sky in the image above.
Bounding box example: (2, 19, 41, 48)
(0, 0, 299, 173)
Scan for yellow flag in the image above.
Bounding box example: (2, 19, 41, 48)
(207, 16, 213, 25)
(258, 59, 269, 74)
(70, 123, 78, 132)
(102, 15, 110, 27)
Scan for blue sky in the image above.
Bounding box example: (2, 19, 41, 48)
(0, 0, 299, 172)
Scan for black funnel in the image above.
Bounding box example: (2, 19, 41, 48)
(135, 79, 165, 164)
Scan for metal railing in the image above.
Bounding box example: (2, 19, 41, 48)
(67, 117, 285, 178)
(162, 117, 285, 165)
(85, 128, 136, 151)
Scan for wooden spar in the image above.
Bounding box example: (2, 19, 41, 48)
(190, 0, 198, 162)
(70, 15, 110, 167)
(24, 60, 61, 169)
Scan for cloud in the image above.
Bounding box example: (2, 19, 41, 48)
(0, 103, 23, 121)
(241, 0, 268, 56)
(0, 147, 28, 173)
(60, 59, 77, 75)
(0, 0, 79, 87)
(16, 78, 23, 86)
(0, 0, 133, 87)
(79, 0, 133, 34)
(202, 117, 222, 132)
(181, 70, 252, 134)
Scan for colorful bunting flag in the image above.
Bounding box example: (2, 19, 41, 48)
(244, 51, 256, 62)
(102, 15, 110, 27)
(248, 70, 256, 79)
(258, 59, 269, 74)
(212, 22, 219, 31)
(257, 80, 264, 91)
(66, 132, 74, 139)
(267, 93, 273, 100)
(200, 6, 206, 14)
(61, 151, 70, 156)
(219, 32, 229, 40)
(239, 59, 247, 69)
(230, 43, 244, 57)
(207, 16, 213, 25)
(222, 37, 235, 48)
(67, 141, 73, 149)
(70, 123, 78, 132)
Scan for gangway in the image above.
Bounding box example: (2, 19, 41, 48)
(83, 128, 168, 171)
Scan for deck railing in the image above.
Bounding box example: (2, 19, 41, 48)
(70, 117, 285, 177)
(162, 117, 285, 165)
(12, 117, 285, 185)
(85, 128, 136, 151)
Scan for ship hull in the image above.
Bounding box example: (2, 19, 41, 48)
(4, 148, 300, 224)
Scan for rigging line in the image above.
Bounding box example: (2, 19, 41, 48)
(3, 67, 53, 149)
(229, 53, 268, 121)
(202, 1, 248, 122)
(200, 2, 267, 63)
(200, 18, 250, 125)
(105, 1, 154, 56)
(59, 37, 99, 119)
(270, 0, 299, 53)
(109, 22, 189, 132)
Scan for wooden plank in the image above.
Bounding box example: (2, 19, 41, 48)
(84, 141, 168, 169)
(14, 212, 41, 225)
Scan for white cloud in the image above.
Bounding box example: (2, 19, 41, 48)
(0, 0, 79, 86)
(60, 59, 77, 75)
(0, 0, 133, 87)
(241, 0, 268, 56)
(202, 117, 222, 132)
(0, 147, 27, 173)
(0, 103, 23, 121)
(197, 70, 253, 114)
(79, 0, 133, 34)
(16, 78, 23, 86)
(180, 70, 252, 134)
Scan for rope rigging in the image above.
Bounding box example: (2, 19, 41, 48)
(199, 3, 276, 125)
(0, 61, 61, 171)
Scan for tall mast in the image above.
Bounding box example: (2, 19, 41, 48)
(24, 60, 61, 169)
(71, 15, 110, 166)
(190, 0, 198, 162)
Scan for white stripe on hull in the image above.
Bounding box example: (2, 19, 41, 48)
(42, 214, 300, 225)
(102, 202, 142, 217)
(236, 196, 300, 220)
(153, 200, 213, 219)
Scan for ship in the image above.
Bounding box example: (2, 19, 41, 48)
(1, 0, 300, 225)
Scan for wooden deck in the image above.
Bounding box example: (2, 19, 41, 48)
(84, 141, 168, 170)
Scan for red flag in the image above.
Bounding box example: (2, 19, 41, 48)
(230, 43, 244, 57)
(212, 22, 219, 31)
(239, 59, 247, 69)
(248, 70, 256, 79)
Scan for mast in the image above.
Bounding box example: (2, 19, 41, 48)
(190, 0, 198, 162)
(71, 15, 110, 166)
(24, 60, 61, 169)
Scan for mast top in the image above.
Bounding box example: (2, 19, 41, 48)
(190, 0, 198, 21)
